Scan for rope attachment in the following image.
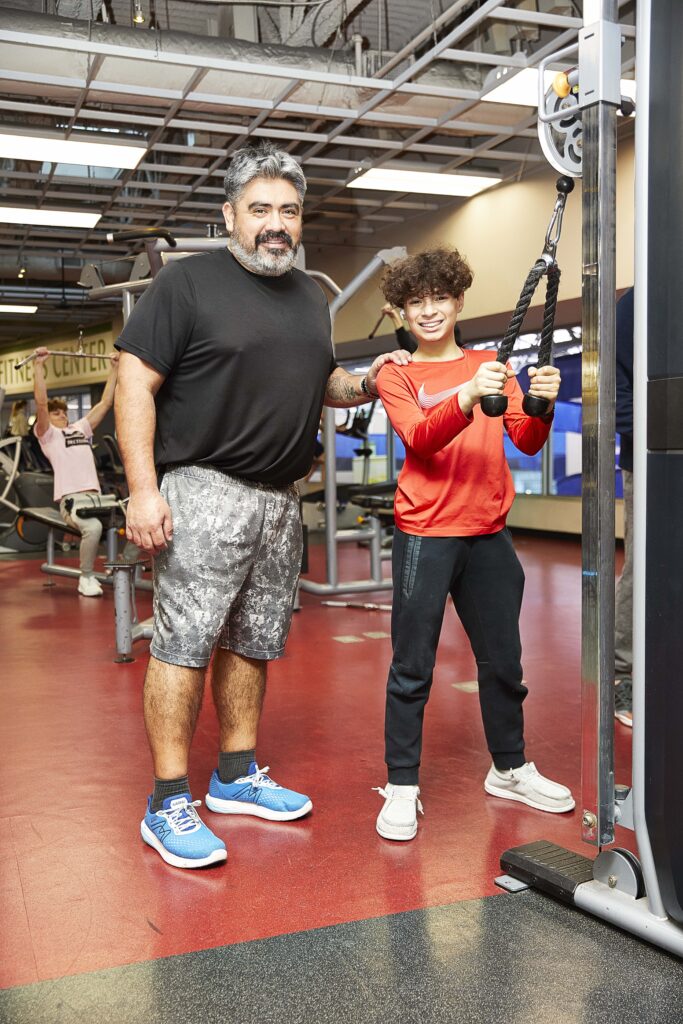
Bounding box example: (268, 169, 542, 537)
(481, 176, 573, 418)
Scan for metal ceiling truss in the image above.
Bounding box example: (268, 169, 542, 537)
(0, 0, 636, 343)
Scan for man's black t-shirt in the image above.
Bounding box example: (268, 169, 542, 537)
(117, 249, 336, 486)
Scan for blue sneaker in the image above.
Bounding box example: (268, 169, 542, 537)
(141, 793, 227, 869)
(205, 763, 312, 821)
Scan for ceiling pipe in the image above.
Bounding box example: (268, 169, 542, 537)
(0, 8, 484, 108)
(0, 256, 133, 282)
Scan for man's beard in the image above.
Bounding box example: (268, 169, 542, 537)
(227, 225, 299, 277)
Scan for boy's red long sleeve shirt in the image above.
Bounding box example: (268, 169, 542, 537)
(376, 349, 553, 536)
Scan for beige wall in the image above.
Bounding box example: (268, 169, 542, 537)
(507, 494, 624, 540)
(308, 133, 635, 346)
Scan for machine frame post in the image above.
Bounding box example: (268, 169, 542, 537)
(579, 0, 620, 848)
(499, 0, 683, 958)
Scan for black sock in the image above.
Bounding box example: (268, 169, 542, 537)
(218, 749, 255, 784)
(151, 775, 191, 813)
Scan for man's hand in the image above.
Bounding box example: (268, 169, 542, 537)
(367, 349, 412, 395)
(34, 347, 50, 366)
(109, 351, 120, 368)
(126, 489, 174, 555)
(527, 364, 560, 411)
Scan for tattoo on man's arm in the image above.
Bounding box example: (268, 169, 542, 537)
(326, 374, 359, 402)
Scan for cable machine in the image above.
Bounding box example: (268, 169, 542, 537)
(497, 0, 683, 958)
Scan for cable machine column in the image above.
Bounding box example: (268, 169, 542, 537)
(580, 0, 621, 847)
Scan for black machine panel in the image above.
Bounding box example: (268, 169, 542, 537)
(645, 0, 683, 924)
(647, 378, 683, 451)
(645, 456, 683, 923)
(647, 1, 683, 381)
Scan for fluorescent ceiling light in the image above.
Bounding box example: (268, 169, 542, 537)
(0, 304, 38, 314)
(348, 168, 501, 197)
(482, 67, 636, 106)
(482, 68, 555, 106)
(0, 130, 146, 170)
(0, 206, 101, 229)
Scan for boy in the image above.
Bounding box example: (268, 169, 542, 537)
(374, 248, 574, 841)
(34, 346, 125, 596)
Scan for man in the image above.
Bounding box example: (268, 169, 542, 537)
(34, 347, 121, 597)
(115, 141, 410, 870)
(614, 287, 634, 727)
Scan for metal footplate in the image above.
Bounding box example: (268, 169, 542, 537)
(500, 840, 594, 905)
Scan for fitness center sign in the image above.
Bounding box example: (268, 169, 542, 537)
(0, 329, 115, 396)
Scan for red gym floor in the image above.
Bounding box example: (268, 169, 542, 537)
(0, 534, 635, 993)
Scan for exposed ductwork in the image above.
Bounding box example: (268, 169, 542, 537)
(0, 9, 485, 121)
(55, 0, 105, 18)
(0, 255, 131, 283)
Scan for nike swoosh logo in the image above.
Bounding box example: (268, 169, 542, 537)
(417, 381, 469, 409)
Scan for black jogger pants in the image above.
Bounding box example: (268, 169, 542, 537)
(386, 527, 528, 784)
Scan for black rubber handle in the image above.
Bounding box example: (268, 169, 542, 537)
(522, 394, 551, 418)
(105, 228, 177, 247)
(480, 395, 508, 417)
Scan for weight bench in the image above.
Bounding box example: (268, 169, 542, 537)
(347, 492, 396, 522)
(347, 484, 397, 560)
(105, 560, 153, 663)
(20, 503, 152, 592)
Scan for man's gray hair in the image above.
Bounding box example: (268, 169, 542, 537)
(224, 141, 307, 206)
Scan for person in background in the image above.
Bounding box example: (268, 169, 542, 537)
(381, 302, 418, 353)
(614, 287, 634, 727)
(33, 348, 123, 597)
(8, 400, 30, 437)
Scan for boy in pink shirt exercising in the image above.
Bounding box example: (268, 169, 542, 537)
(34, 347, 123, 596)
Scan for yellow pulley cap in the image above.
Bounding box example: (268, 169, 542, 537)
(553, 72, 571, 98)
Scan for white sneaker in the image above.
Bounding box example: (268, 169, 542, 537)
(484, 762, 575, 814)
(374, 783, 423, 841)
(78, 574, 103, 597)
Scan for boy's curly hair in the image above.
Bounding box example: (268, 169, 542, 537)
(380, 247, 473, 308)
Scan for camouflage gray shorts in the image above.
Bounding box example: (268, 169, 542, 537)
(151, 465, 303, 668)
